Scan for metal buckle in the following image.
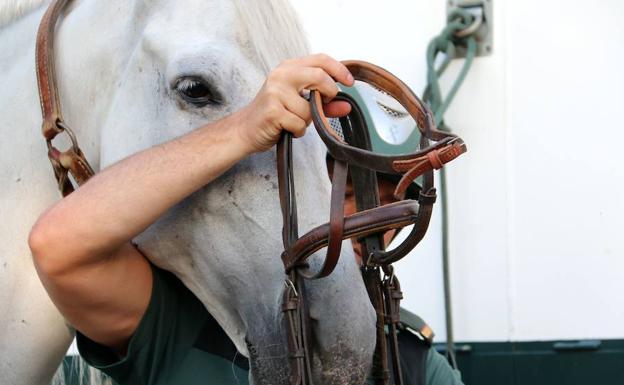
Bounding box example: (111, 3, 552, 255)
(46, 120, 80, 154)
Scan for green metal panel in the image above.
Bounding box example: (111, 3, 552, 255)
(436, 340, 624, 385)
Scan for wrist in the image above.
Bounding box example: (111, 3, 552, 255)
(222, 107, 255, 158)
(227, 106, 258, 157)
(192, 109, 255, 161)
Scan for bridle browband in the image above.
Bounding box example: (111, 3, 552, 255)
(35, 1, 467, 385)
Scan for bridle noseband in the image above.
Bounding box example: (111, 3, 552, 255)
(35, 2, 467, 385)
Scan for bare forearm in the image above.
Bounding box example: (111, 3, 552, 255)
(32, 112, 250, 264)
(30, 54, 355, 272)
(28, 54, 354, 351)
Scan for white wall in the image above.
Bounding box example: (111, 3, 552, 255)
(291, 0, 624, 342)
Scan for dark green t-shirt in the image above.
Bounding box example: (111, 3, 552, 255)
(77, 266, 462, 385)
(77, 266, 249, 385)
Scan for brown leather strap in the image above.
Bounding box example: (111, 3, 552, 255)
(36, 0, 68, 140)
(314, 160, 348, 278)
(281, 200, 421, 273)
(384, 273, 404, 385)
(392, 140, 465, 200)
(364, 267, 390, 385)
(283, 273, 306, 385)
(36, 0, 95, 196)
(277, 132, 299, 248)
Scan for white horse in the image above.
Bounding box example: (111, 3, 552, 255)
(0, 1, 377, 384)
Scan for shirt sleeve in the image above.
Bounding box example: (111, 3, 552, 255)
(76, 264, 209, 385)
(425, 349, 464, 385)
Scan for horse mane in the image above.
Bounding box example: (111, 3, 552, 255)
(0, 0, 48, 27)
(233, 0, 310, 73)
(1, 0, 309, 72)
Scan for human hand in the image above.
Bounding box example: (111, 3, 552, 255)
(235, 54, 355, 154)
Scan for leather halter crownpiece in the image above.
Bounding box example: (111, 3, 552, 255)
(35, 0, 467, 384)
(36, 0, 95, 197)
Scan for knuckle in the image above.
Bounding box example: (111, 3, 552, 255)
(294, 124, 307, 138)
(312, 68, 327, 83)
(301, 108, 312, 122)
(315, 53, 331, 63)
(280, 58, 296, 68)
(264, 84, 281, 99)
(320, 84, 339, 101)
(265, 100, 283, 120)
(268, 67, 286, 82)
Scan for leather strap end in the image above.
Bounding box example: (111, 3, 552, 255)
(58, 148, 95, 186)
(392, 140, 466, 200)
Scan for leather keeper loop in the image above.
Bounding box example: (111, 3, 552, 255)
(418, 188, 437, 205)
(282, 299, 299, 312)
(427, 150, 444, 170)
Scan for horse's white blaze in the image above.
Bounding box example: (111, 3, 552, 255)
(0, 1, 376, 384)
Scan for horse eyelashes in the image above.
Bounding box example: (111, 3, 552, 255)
(174, 76, 223, 107)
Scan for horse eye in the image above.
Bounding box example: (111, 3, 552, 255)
(174, 76, 223, 107)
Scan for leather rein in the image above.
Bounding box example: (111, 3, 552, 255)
(35, 1, 467, 385)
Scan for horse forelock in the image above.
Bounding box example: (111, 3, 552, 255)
(0, 0, 48, 27)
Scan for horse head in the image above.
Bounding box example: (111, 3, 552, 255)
(60, 0, 377, 383)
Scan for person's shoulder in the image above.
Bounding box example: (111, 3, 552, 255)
(400, 308, 434, 346)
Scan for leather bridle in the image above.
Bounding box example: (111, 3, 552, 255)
(278, 61, 465, 385)
(35, 1, 467, 385)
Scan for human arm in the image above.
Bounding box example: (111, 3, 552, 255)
(28, 54, 354, 354)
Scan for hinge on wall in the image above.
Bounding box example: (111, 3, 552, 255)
(447, 0, 493, 57)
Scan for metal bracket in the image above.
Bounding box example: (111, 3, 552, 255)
(447, 0, 493, 57)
